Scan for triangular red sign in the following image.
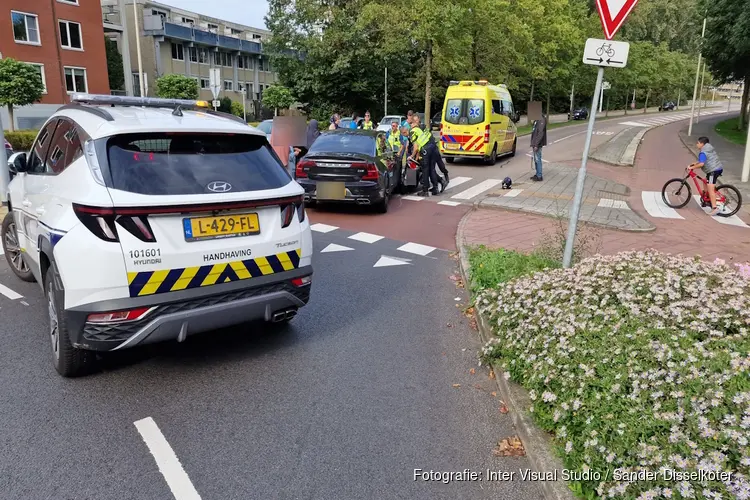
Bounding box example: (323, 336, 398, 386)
(596, 0, 639, 40)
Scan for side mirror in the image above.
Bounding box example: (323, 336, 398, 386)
(512, 112, 520, 124)
(8, 152, 27, 174)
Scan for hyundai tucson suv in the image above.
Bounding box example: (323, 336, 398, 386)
(1, 94, 313, 377)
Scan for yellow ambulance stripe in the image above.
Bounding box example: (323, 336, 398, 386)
(139, 269, 171, 296)
(171, 266, 200, 291)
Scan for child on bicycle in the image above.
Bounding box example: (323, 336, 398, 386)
(688, 136, 724, 216)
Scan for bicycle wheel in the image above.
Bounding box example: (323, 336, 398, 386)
(716, 184, 742, 218)
(661, 178, 692, 208)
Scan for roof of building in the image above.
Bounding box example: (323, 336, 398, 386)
(122, 0, 271, 34)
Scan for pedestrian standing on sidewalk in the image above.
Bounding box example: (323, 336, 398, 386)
(530, 113, 548, 182)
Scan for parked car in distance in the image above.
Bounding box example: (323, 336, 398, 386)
(255, 119, 273, 140)
(295, 129, 399, 213)
(339, 116, 364, 129)
(659, 101, 676, 111)
(569, 107, 589, 120)
(431, 113, 441, 130)
(376, 115, 406, 132)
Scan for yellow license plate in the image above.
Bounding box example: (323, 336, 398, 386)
(183, 213, 260, 241)
(316, 182, 346, 200)
(444, 143, 459, 150)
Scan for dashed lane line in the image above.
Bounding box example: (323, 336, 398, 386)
(0, 283, 23, 300)
(348, 232, 384, 244)
(134, 417, 202, 500)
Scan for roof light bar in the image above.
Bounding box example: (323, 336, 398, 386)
(69, 93, 210, 109)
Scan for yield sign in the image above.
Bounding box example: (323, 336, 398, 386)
(595, 0, 639, 40)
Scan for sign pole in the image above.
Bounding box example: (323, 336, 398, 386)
(743, 124, 750, 183)
(133, 0, 145, 97)
(241, 88, 247, 122)
(0, 112, 8, 204)
(563, 67, 604, 268)
(696, 60, 706, 123)
(384, 66, 388, 116)
(688, 16, 707, 136)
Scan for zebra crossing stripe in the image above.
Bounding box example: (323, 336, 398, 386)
(641, 191, 684, 219)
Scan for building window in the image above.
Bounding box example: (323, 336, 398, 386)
(151, 9, 167, 21)
(188, 47, 198, 63)
(206, 23, 218, 32)
(198, 48, 208, 64)
(252, 33, 262, 40)
(181, 17, 194, 25)
(59, 20, 83, 50)
(224, 80, 233, 91)
(25, 63, 47, 93)
(64, 67, 87, 93)
(230, 28, 242, 35)
(57, 0, 79, 5)
(171, 43, 184, 61)
(199, 78, 209, 90)
(217, 52, 232, 67)
(11, 11, 40, 45)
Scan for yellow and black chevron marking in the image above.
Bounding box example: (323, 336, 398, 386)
(127, 249, 302, 297)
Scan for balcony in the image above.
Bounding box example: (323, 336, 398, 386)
(143, 16, 263, 55)
(102, 4, 123, 32)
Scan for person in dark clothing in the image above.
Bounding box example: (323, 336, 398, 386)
(530, 114, 548, 181)
(306, 119, 320, 148)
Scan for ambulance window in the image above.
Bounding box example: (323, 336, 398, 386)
(466, 99, 484, 125)
(445, 99, 463, 124)
(502, 100, 514, 116)
(492, 100, 502, 115)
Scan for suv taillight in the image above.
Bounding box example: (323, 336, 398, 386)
(358, 162, 379, 181)
(296, 159, 313, 178)
(484, 124, 490, 143)
(73, 204, 156, 243)
(280, 199, 305, 228)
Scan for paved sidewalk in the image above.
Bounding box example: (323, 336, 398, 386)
(477, 164, 654, 232)
(590, 126, 646, 166)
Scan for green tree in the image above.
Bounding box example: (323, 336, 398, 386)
(218, 97, 232, 113)
(105, 37, 125, 92)
(230, 100, 245, 119)
(0, 58, 44, 132)
(702, 0, 750, 129)
(262, 84, 296, 115)
(154, 74, 199, 100)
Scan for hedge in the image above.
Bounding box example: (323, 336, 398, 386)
(5, 130, 38, 151)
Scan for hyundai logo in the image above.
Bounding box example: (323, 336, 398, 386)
(207, 181, 232, 193)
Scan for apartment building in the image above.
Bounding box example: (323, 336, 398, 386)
(1, 0, 110, 129)
(102, 0, 278, 113)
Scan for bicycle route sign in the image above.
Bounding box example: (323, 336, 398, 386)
(596, 0, 639, 40)
(583, 38, 630, 68)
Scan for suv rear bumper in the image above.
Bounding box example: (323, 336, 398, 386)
(64, 266, 313, 351)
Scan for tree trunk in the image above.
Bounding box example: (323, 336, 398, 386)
(624, 94, 628, 116)
(569, 84, 575, 121)
(644, 89, 650, 114)
(529, 81, 535, 103)
(7, 104, 15, 133)
(606, 94, 610, 117)
(527, 81, 535, 125)
(740, 75, 750, 131)
(274, 108, 278, 117)
(424, 40, 432, 120)
(546, 91, 551, 117)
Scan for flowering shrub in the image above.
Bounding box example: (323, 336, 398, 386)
(476, 250, 750, 499)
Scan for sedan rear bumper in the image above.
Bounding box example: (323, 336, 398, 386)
(298, 179, 386, 205)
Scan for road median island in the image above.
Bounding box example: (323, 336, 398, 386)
(590, 127, 649, 167)
(458, 238, 750, 500)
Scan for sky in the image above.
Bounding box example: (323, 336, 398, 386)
(157, 0, 270, 30)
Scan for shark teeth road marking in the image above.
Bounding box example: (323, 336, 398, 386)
(692, 196, 749, 228)
(401, 195, 424, 201)
(134, 417, 202, 500)
(641, 191, 684, 219)
(321, 243, 354, 253)
(310, 223, 339, 233)
(0, 283, 23, 300)
(373, 255, 411, 268)
(349, 232, 384, 244)
(438, 200, 462, 206)
(397, 242, 436, 256)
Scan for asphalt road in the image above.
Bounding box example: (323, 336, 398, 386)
(0, 229, 540, 499)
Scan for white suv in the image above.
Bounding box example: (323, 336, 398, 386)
(2, 94, 313, 377)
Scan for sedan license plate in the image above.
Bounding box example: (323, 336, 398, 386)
(444, 142, 459, 150)
(316, 182, 346, 200)
(183, 213, 260, 242)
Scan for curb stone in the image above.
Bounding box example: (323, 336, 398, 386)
(620, 128, 649, 166)
(455, 209, 576, 500)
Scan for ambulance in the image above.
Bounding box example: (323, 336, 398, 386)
(439, 80, 520, 164)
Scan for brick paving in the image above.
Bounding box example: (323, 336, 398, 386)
(459, 120, 750, 264)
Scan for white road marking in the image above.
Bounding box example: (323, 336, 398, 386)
(598, 198, 630, 210)
(349, 232, 384, 244)
(641, 191, 684, 219)
(373, 256, 411, 268)
(451, 179, 503, 200)
(504, 189, 523, 198)
(525, 153, 549, 163)
(692, 195, 749, 228)
(401, 195, 424, 201)
(552, 130, 587, 144)
(438, 200, 462, 206)
(321, 243, 354, 253)
(441, 176, 472, 192)
(619, 121, 651, 127)
(20, 301, 29, 306)
(134, 417, 202, 500)
(310, 223, 338, 234)
(0, 283, 23, 300)
(0, 247, 3, 256)
(397, 242, 436, 256)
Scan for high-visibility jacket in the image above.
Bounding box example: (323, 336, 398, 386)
(362, 120, 373, 130)
(387, 130, 401, 151)
(415, 128, 432, 149)
(409, 127, 421, 144)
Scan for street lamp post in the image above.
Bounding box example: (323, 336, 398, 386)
(0, 112, 8, 204)
(241, 88, 247, 122)
(697, 61, 707, 123)
(133, 0, 145, 97)
(688, 15, 707, 136)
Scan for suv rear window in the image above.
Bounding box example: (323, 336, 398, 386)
(307, 133, 375, 156)
(445, 99, 485, 125)
(105, 133, 291, 195)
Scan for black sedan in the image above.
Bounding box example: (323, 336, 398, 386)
(569, 107, 589, 120)
(295, 130, 400, 213)
(660, 101, 676, 111)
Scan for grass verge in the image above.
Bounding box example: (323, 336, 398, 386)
(715, 117, 747, 146)
(468, 246, 559, 292)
